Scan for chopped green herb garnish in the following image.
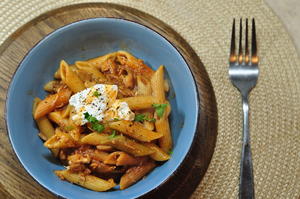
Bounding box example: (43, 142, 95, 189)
(113, 118, 120, 121)
(64, 125, 75, 131)
(134, 114, 146, 122)
(92, 123, 105, 132)
(84, 112, 104, 133)
(134, 114, 156, 122)
(84, 112, 97, 123)
(109, 130, 117, 139)
(168, 150, 173, 155)
(147, 117, 156, 122)
(152, 103, 168, 117)
(93, 91, 100, 97)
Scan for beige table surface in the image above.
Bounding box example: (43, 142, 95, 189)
(266, 0, 300, 53)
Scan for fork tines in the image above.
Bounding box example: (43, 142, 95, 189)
(230, 18, 258, 65)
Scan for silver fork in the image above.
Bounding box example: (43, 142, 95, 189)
(229, 18, 259, 199)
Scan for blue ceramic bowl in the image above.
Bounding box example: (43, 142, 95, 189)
(6, 18, 199, 199)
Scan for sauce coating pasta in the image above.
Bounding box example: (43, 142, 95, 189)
(33, 51, 172, 191)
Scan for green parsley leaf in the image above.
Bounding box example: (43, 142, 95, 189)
(93, 91, 100, 97)
(84, 112, 97, 123)
(92, 123, 105, 132)
(152, 103, 168, 117)
(168, 150, 173, 155)
(134, 114, 156, 122)
(84, 112, 104, 133)
(146, 117, 156, 122)
(113, 118, 120, 121)
(109, 130, 117, 139)
(84, 112, 90, 119)
(134, 114, 146, 122)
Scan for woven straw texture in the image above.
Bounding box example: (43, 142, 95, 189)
(1, 0, 300, 198)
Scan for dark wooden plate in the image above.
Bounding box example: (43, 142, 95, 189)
(0, 3, 218, 199)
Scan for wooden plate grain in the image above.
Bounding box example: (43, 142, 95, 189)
(0, 3, 218, 199)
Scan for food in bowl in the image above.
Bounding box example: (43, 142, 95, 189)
(32, 51, 172, 191)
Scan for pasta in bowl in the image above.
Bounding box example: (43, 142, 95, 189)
(6, 18, 199, 199)
(33, 51, 172, 191)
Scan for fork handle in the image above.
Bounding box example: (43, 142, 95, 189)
(240, 95, 255, 199)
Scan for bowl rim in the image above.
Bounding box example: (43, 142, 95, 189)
(5, 17, 201, 198)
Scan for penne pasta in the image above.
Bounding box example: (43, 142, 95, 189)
(75, 61, 106, 82)
(33, 51, 173, 191)
(109, 121, 163, 142)
(144, 143, 170, 161)
(92, 150, 109, 162)
(33, 98, 55, 139)
(48, 111, 68, 127)
(44, 128, 77, 149)
(143, 120, 155, 131)
(60, 60, 85, 93)
(156, 118, 172, 153)
(48, 111, 81, 141)
(96, 145, 114, 152)
(104, 152, 140, 166)
(33, 98, 59, 156)
(151, 66, 172, 152)
(116, 51, 154, 79)
(120, 160, 156, 190)
(54, 64, 77, 79)
(36, 117, 55, 140)
(151, 65, 165, 103)
(86, 52, 117, 69)
(119, 96, 155, 110)
(90, 161, 116, 173)
(164, 79, 169, 92)
(81, 133, 154, 157)
(136, 75, 152, 96)
(155, 101, 172, 152)
(55, 170, 116, 191)
(61, 105, 72, 118)
(43, 80, 61, 92)
(34, 87, 72, 119)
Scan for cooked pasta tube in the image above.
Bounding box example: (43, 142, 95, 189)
(44, 128, 77, 149)
(92, 150, 109, 162)
(48, 111, 81, 141)
(33, 51, 175, 191)
(43, 80, 61, 92)
(33, 98, 59, 156)
(96, 145, 114, 152)
(55, 170, 116, 191)
(116, 51, 154, 78)
(119, 96, 155, 110)
(75, 61, 106, 82)
(48, 111, 68, 127)
(154, 101, 172, 152)
(151, 66, 172, 152)
(61, 105, 72, 118)
(144, 143, 170, 161)
(33, 98, 55, 139)
(34, 87, 72, 119)
(81, 133, 154, 156)
(151, 65, 165, 103)
(109, 121, 162, 142)
(60, 60, 85, 93)
(86, 52, 117, 69)
(89, 161, 116, 173)
(120, 160, 156, 189)
(104, 152, 140, 166)
(156, 117, 172, 153)
(136, 75, 152, 96)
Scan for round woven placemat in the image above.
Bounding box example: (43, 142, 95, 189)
(0, 0, 299, 198)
